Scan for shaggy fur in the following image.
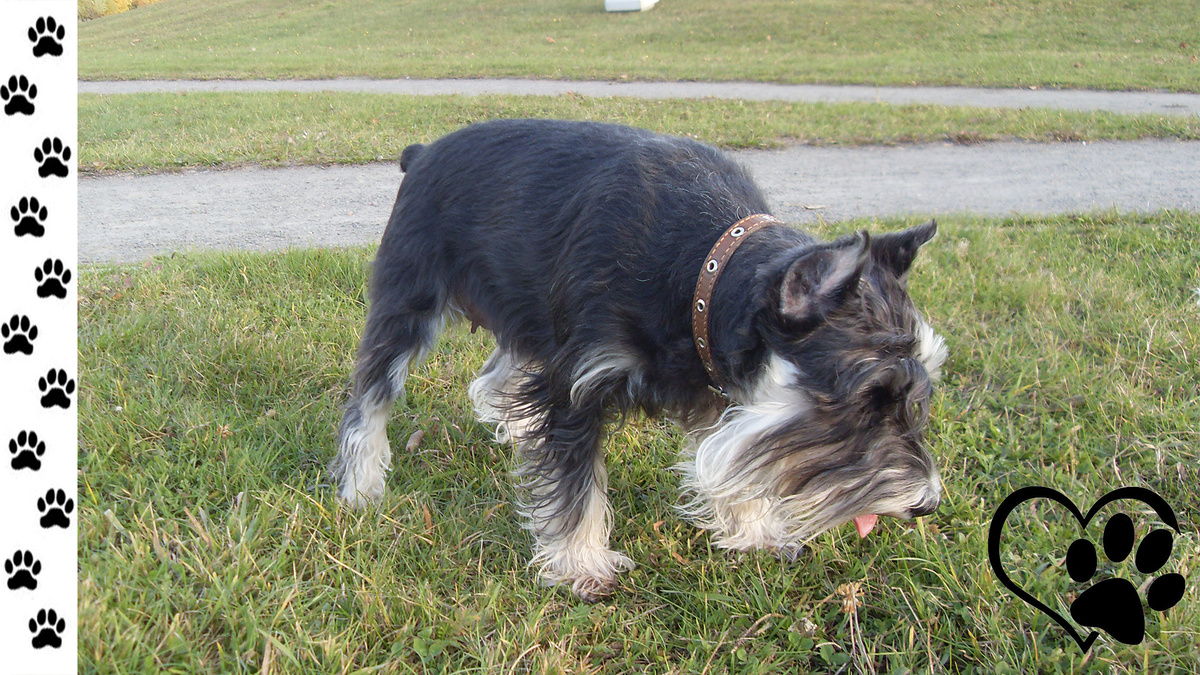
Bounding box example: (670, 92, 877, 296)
(331, 120, 947, 601)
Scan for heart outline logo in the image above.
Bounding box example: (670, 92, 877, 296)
(987, 486, 1180, 652)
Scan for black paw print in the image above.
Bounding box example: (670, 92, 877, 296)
(37, 488, 74, 529)
(34, 137, 71, 178)
(2, 314, 38, 355)
(1, 75, 37, 116)
(28, 17, 65, 58)
(11, 196, 48, 237)
(35, 258, 72, 299)
(29, 608, 65, 649)
(5, 550, 42, 590)
(9, 430, 46, 471)
(1067, 513, 1187, 645)
(38, 368, 75, 410)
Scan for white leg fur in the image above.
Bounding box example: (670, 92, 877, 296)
(334, 394, 392, 507)
(468, 348, 535, 444)
(470, 348, 634, 599)
(525, 455, 635, 601)
(335, 330, 435, 508)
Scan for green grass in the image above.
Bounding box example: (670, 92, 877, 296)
(78, 0, 1200, 91)
(80, 212, 1200, 673)
(79, 91, 1200, 174)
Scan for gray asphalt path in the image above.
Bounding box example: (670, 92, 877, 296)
(80, 139, 1200, 264)
(80, 78, 1200, 117)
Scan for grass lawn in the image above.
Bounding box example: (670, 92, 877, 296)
(79, 212, 1200, 673)
(78, 0, 1200, 91)
(79, 91, 1200, 174)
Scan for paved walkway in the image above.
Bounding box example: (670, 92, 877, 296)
(78, 78, 1200, 264)
(79, 78, 1200, 118)
(80, 139, 1200, 264)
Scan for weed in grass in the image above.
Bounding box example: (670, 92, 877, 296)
(79, 213, 1199, 672)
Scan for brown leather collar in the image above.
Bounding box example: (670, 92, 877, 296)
(691, 214, 781, 394)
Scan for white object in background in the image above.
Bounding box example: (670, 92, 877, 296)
(606, 0, 658, 11)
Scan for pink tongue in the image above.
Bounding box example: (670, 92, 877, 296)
(853, 514, 878, 538)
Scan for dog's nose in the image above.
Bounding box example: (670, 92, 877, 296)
(908, 471, 942, 518)
(909, 494, 941, 518)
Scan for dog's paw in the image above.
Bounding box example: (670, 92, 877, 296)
(9, 430, 46, 471)
(2, 315, 38, 355)
(335, 483, 385, 508)
(28, 17, 65, 58)
(37, 488, 73, 529)
(28, 608, 65, 649)
(35, 258, 72, 299)
(11, 196, 47, 237)
(331, 456, 388, 508)
(34, 137, 71, 178)
(1067, 514, 1187, 645)
(536, 548, 635, 603)
(38, 368, 75, 409)
(6, 550, 42, 590)
(571, 574, 621, 604)
(1, 75, 37, 116)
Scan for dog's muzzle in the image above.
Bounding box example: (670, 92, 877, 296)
(909, 493, 941, 518)
(909, 474, 943, 517)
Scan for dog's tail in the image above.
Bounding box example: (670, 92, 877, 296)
(399, 143, 426, 173)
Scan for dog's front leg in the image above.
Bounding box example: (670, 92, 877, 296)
(517, 404, 634, 602)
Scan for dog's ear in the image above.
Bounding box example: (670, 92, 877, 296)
(870, 219, 937, 278)
(780, 232, 870, 323)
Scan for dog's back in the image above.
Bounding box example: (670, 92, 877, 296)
(376, 120, 776, 388)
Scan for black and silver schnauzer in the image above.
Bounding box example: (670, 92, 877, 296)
(332, 119, 947, 601)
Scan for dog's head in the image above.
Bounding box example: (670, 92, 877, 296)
(688, 220, 946, 545)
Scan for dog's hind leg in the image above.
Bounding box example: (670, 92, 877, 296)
(331, 278, 449, 508)
(468, 348, 520, 435)
(468, 348, 545, 445)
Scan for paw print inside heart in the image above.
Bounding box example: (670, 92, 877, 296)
(38, 368, 75, 409)
(2, 314, 39, 355)
(34, 137, 71, 178)
(35, 258, 72, 299)
(1066, 513, 1187, 645)
(11, 196, 48, 237)
(37, 488, 74, 529)
(28, 17, 66, 58)
(5, 550, 42, 590)
(9, 430, 46, 471)
(29, 608, 65, 649)
(1, 75, 37, 116)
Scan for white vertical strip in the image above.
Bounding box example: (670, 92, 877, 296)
(1, 2, 78, 674)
